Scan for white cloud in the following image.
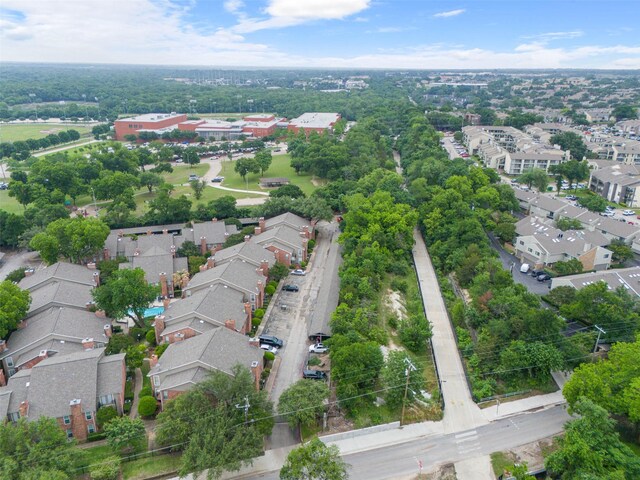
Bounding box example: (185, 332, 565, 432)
(232, 0, 371, 33)
(523, 31, 584, 42)
(371, 26, 405, 33)
(224, 0, 244, 14)
(433, 9, 465, 18)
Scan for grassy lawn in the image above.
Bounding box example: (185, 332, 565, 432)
(74, 444, 115, 471)
(218, 154, 321, 196)
(0, 189, 22, 214)
(0, 123, 93, 142)
(121, 453, 182, 480)
(163, 164, 209, 185)
(490, 451, 517, 477)
(38, 140, 102, 158)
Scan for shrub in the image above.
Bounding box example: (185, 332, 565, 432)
(307, 356, 321, 366)
(137, 396, 158, 417)
(308, 239, 316, 250)
(399, 314, 431, 353)
(267, 280, 278, 290)
(96, 405, 118, 428)
(155, 343, 168, 358)
(5, 268, 26, 283)
(87, 432, 107, 442)
(123, 403, 131, 414)
(145, 329, 156, 345)
(252, 317, 262, 328)
(253, 308, 265, 319)
(125, 380, 134, 401)
(89, 455, 120, 480)
(390, 278, 408, 294)
(387, 315, 398, 330)
(139, 386, 152, 398)
(264, 351, 275, 362)
(128, 327, 147, 342)
(265, 284, 276, 296)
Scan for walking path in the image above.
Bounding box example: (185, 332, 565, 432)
(130, 367, 143, 418)
(211, 184, 270, 196)
(412, 230, 488, 433)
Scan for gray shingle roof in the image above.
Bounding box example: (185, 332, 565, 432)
(187, 260, 265, 296)
(19, 262, 95, 291)
(2, 349, 126, 420)
(149, 328, 261, 391)
(0, 306, 109, 366)
(253, 224, 305, 252)
(264, 212, 309, 231)
(213, 241, 275, 268)
(161, 284, 246, 334)
(192, 221, 238, 246)
(26, 281, 94, 317)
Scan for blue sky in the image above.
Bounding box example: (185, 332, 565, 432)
(1, 0, 639, 68)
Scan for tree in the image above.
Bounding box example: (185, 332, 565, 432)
(29, 217, 110, 264)
(124, 134, 137, 142)
(0, 210, 27, 247)
(270, 184, 306, 199)
(399, 314, 431, 353)
(517, 168, 548, 192)
(278, 380, 330, 429)
(554, 258, 583, 275)
(549, 160, 590, 192)
(577, 194, 608, 212)
(190, 179, 207, 200)
(139, 171, 162, 193)
(177, 240, 201, 257)
(382, 351, 425, 409)
(0, 417, 77, 480)
(92, 268, 158, 328)
(280, 438, 349, 480)
(103, 416, 146, 453)
(609, 239, 634, 264)
(92, 171, 139, 200)
(234, 157, 260, 181)
(125, 344, 147, 370)
(612, 104, 638, 121)
(331, 341, 384, 411)
(556, 217, 583, 231)
(550, 131, 589, 161)
(183, 147, 200, 166)
(0, 281, 31, 338)
(255, 149, 272, 175)
(156, 365, 274, 479)
(545, 398, 640, 479)
(137, 396, 158, 417)
(269, 262, 290, 282)
(96, 406, 118, 428)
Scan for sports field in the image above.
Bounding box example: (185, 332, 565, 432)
(0, 123, 93, 142)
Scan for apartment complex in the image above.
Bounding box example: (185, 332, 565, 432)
(462, 125, 570, 174)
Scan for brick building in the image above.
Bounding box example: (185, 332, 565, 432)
(288, 112, 341, 135)
(114, 113, 187, 140)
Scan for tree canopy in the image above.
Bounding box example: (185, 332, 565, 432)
(280, 438, 349, 480)
(0, 280, 31, 338)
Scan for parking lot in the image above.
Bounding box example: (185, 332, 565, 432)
(260, 220, 342, 448)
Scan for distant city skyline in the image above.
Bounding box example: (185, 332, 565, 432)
(1, 0, 639, 69)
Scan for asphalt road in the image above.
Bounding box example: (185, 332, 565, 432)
(243, 406, 571, 480)
(262, 220, 342, 449)
(0, 249, 44, 281)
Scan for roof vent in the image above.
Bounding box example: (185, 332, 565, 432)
(251, 361, 259, 368)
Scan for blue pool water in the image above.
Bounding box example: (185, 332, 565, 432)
(128, 306, 164, 318)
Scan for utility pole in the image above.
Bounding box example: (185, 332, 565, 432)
(235, 395, 250, 423)
(400, 357, 417, 425)
(593, 325, 606, 353)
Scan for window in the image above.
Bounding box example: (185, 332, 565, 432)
(528, 248, 533, 253)
(604, 254, 610, 258)
(519, 240, 524, 245)
(88, 424, 95, 434)
(162, 391, 169, 399)
(6, 357, 13, 367)
(66, 429, 73, 439)
(7, 412, 20, 422)
(8, 369, 15, 377)
(99, 394, 114, 406)
(153, 375, 160, 386)
(85, 411, 92, 420)
(63, 416, 70, 425)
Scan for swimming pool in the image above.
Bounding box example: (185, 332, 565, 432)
(127, 306, 165, 318)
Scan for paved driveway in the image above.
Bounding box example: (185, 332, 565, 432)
(487, 233, 551, 295)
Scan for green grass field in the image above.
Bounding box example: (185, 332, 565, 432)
(0, 123, 93, 142)
(121, 453, 181, 479)
(0, 188, 21, 214)
(219, 154, 321, 195)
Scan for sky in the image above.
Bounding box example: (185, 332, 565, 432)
(1, 0, 639, 69)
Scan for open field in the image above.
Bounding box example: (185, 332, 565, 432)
(0, 123, 94, 142)
(219, 153, 322, 196)
(0, 189, 21, 214)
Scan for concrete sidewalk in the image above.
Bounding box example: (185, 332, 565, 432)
(481, 391, 566, 422)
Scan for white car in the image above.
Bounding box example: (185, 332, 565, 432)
(260, 344, 279, 355)
(291, 269, 306, 276)
(623, 209, 635, 216)
(309, 343, 329, 354)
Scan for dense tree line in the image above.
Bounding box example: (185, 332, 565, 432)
(0, 129, 81, 160)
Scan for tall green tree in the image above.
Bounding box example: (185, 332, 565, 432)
(550, 131, 589, 161)
(103, 416, 146, 453)
(0, 417, 78, 480)
(190, 179, 207, 200)
(156, 365, 274, 479)
(234, 157, 260, 180)
(545, 398, 640, 479)
(183, 147, 200, 166)
(278, 380, 330, 430)
(279, 438, 349, 480)
(92, 268, 158, 327)
(517, 168, 548, 192)
(254, 149, 273, 176)
(0, 280, 31, 338)
(138, 171, 163, 193)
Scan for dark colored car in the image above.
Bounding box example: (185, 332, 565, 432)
(282, 284, 299, 292)
(531, 269, 545, 277)
(259, 334, 283, 348)
(537, 274, 551, 282)
(303, 370, 327, 380)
